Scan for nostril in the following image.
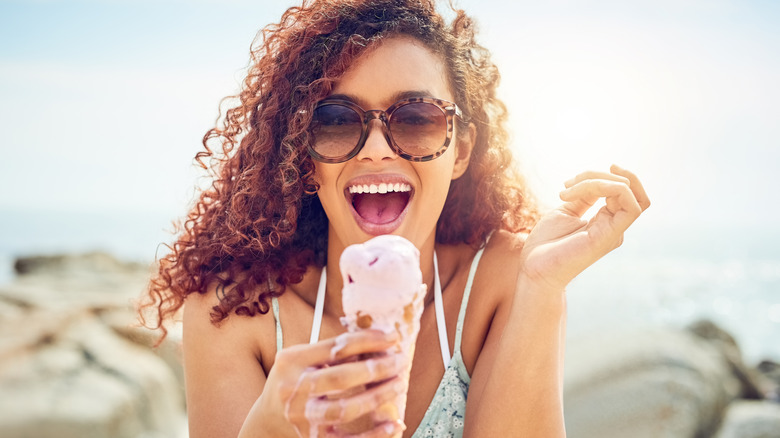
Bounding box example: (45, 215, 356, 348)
(356, 122, 398, 161)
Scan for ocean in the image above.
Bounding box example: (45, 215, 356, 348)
(1, 208, 777, 364)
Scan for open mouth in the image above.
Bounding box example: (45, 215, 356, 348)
(347, 182, 412, 225)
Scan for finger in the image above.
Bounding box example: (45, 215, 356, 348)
(282, 368, 313, 427)
(308, 354, 406, 396)
(356, 420, 405, 438)
(305, 376, 405, 424)
(559, 180, 604, 217)
(560, 179, 642, 227)
(279, 330, 399, 368)
(564, 170, 630, 189)
(323, 420, 404, 438)
(559, 197, 597, 220)
(328, 330, 400, 362)
(610, 164, 651, 211)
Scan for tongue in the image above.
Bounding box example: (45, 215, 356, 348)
(353, 192, 408, 224)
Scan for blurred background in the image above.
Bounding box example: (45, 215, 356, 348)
(0, 0, 777, 363)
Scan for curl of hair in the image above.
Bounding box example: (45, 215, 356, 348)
(138, 0, 539, 341)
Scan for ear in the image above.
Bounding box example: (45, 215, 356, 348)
(451, 122, 476, 180)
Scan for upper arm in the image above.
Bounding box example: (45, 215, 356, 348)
(182, 287, 268, 438)
(463, 231, 567, 437)
(463, 232, 521, 414)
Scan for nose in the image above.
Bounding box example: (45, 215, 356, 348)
(355, 113, 397, 162)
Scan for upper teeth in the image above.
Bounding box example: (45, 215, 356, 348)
(348, 183, 411, 194)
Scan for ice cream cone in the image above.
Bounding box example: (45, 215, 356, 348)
(338, 235, 426, 436)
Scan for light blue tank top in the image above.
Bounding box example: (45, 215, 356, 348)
(271, 245, 486, 437)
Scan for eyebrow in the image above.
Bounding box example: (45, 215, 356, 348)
(324, 90, 437, 108)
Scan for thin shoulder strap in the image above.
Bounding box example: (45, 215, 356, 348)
(453, 244, 488, 353)
(433, 252, 451, 368)
(272, 296, 283, 352)
(310, 268, 327, 344)
(273, 267, 326, 352)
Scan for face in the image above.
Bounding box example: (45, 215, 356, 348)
(313, 36, 474, 254)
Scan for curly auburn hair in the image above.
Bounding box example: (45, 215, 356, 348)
(139, 0, 539, 340)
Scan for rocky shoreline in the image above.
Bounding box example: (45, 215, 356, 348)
(0, 252, 778, 437)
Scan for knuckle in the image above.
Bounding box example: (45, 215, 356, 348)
(330, 333, 353, 360)
(369, 357, 392, 379)
(377, 380, 403, 404)
(321, 370, 350, 390)
(341, 399, 364, 421)
(630, 200, 643, 215)
(322, 400, 349, 422)
(376, 359, 398, 379)
(275, 347, 298, 367)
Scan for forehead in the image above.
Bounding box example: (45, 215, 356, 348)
(330, 36, 452, 108)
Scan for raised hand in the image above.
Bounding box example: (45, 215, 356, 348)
(241, 330, 406, 438)
(519, 165, 651, 292)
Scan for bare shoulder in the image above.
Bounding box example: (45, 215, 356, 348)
(449, 229, 527, 305)
(458, 230, 526, 372)
(467, 230, 526, 329)
(477, 229, 527, 293)
(182, 283, 274, 437)
(182, 282, 274, 366)
(487, 228, 527, 255)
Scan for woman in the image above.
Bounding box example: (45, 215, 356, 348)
(139, 1, 650, 437)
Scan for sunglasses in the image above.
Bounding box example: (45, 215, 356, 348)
(307, 97, 463, 163)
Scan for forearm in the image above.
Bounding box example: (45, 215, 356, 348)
(465, 275, 567, 437)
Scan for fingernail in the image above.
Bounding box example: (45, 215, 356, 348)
(383, 420, 406, 434)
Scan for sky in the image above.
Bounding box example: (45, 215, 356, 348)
(0, 0, 779, 249)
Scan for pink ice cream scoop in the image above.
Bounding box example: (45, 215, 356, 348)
(338, 235, 427, 436)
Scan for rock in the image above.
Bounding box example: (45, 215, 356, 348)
(688, 319, 766, 400)
(756, 361, 780, 402)
(0, 313, 183, 438)
(13, 252, 146, 276)
(758, 361, 780, 384)
(564, 325, 741, 438)
(100, 306, 185, 389)
(0, 252, 151, 311)
(0, 252, 184, 438)
(713, 400, 780, 438)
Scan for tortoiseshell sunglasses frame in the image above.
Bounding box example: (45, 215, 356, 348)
(307, 97, 463, 163)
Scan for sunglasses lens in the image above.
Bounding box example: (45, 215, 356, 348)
(311, 104, 363, 159)
(389, 102, 447, 157)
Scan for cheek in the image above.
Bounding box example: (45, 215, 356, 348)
(417, 162, 455, 201)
